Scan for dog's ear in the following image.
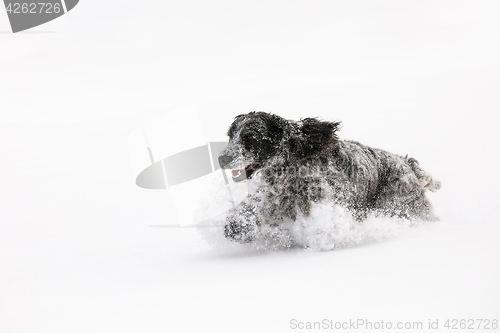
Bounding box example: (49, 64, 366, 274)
(267, 113, 286, 140)
(292, 118, 341, 160)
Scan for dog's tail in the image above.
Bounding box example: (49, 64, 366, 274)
(406, 157, 441, 192)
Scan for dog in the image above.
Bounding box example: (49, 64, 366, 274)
(218, 112, 441, 248)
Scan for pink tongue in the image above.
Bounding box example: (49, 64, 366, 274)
(231, 169, 241, 177)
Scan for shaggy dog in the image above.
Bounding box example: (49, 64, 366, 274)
(218, 112, 441, 248)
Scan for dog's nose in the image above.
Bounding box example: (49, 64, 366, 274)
(218, 155, 233, 168)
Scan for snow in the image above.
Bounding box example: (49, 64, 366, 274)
(1, 1, 500, 332)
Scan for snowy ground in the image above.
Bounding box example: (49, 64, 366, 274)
(1, 1, 500, 332)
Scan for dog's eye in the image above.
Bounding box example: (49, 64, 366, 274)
(243, 135, 258, 150)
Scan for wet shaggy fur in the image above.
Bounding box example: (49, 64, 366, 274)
(218, 112, 441, 247)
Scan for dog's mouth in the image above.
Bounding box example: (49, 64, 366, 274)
(231, 164, 256, 182)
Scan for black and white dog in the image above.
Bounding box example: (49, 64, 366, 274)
(218, 112, 440, 248)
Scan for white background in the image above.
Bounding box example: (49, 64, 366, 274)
(1, 1, 499, 332)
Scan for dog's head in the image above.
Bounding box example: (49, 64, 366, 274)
(218, 112, 340, 182)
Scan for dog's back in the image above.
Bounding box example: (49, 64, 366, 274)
(332, 140, 440, 220)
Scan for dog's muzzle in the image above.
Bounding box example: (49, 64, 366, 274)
(230, 164, 255, 182)
(218, 155, 233, 168)
(218, 155, 257, 182)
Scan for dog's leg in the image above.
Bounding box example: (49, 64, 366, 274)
(223, 194, 296, 247)
(405, 193, 439, 221)
(259, 224, 294, 249)
(224, 200, 260, 243)
(376, 157, 440, 221)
